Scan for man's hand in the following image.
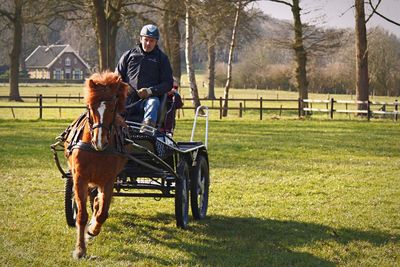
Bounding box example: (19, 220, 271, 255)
(137, 88, 152, 99)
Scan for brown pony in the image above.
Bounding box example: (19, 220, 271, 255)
(67, 71, 129, 259)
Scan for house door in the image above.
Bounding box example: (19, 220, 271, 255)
(65, 68, 71, 79)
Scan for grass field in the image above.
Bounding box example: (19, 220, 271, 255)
(0, 115, 399, 266)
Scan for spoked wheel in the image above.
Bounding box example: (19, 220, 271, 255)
(175, 160, 190, 228)
(65, 177, 77, 227)
(190, 155, 210, 220)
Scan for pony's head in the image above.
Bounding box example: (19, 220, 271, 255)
(84, 71, 129, 151)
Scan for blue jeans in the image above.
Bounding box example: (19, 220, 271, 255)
(126, 96, 160, 123)
(143, 96, 160, 123)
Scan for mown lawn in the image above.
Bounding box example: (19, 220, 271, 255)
(0, 117, 399, 266)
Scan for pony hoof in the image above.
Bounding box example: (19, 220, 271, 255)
(72, 249, 86, 260)
(85, 231, 97, 242)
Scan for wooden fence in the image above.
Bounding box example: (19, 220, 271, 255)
(0, 95, 398, 121)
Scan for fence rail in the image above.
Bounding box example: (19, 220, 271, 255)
(0, 95, 398, 121)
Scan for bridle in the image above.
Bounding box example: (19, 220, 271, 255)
(86, 83, 121, 138)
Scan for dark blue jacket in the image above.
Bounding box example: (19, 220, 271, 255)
(116, 44, 173, 103)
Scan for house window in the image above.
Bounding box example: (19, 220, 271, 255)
(73, 69, 82, 80)
(54, 69, 62, 80)
(74, 58, 78, 65)
(65, 68, 71, 79)
(65, 57, 71, 66)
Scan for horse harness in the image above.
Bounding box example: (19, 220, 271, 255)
(59, 85, 128, 157)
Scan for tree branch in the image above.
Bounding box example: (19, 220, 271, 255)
(368, 0, 400, 26)
(267, 0, 293, 8)
(365, 0, 381, 23)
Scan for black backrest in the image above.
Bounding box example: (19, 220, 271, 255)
(156, 93, 168, 128)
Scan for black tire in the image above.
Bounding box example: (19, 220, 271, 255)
(190, 155, 209, 220)
(175, 160, 190, 228)
(65, 178, 77, 227)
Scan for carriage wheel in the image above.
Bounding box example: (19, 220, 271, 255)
(190, 155, 210, 220)
(64, 177, 77, 227)
(175, 160, 190, 228)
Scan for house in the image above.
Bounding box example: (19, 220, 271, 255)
(25, 44, 90, 81)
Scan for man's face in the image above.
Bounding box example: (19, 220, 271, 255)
(141, 36, 157, 52)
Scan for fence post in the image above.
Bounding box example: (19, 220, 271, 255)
(367, 101, 371, 121)
(39, 94, 43, 119)
(395, 99, 398, 121)
(330, 98, 335, 119)
(298, 98, 302, 117)
(259, 97, 263, 120)
(219, 97, 223, 120)
(239, 102, 243, 118)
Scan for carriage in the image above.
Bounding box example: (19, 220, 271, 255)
(50, 72, 211, 258)
(51, 83, 210, 231)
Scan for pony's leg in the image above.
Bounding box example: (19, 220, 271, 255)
(88, 188, 100, 229)
(72, 179, 89, 260)
(87, 180, 114, 236)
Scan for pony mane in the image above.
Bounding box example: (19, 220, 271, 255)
(84, 71, 129, 113)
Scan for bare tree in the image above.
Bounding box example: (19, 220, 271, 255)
(91, 0, 123, 71)
(222, 0, 242, 116)
(368, 27, 400, 96)
(266, 0, 309, 114)
(160, 0, 183, 81)
(184, 0, 201, 110)
(194, 0, 235, 100)
(0, 0, 72, 101)
(355, 0, 369, 111)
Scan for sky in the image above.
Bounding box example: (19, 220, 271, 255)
(256, 0, 400, 38)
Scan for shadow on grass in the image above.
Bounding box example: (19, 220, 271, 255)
(105, 212, 399, 266)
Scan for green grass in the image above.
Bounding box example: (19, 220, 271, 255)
(0, 116, 399, 266)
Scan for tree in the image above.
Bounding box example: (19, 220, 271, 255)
(266, 0, 309, 114)
(355, 0, 369, 111)
(194, 0, 235, 100)
(368, 27, 400, 96)
(0, 0, 71, 101)
(184, 0, 201, 110)
(160, 0, 183, 81)
(222, 0, 243, 116)
(90, 0, 123, 71)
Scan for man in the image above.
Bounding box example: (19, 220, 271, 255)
(115, 24, 173, 128)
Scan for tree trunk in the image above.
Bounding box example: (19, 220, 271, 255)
(185, 1, 201, 110)
(292, 0, 308, 114)
(222, 1, 241, 117)
(9, 0, 23, 102)
(355, 0, 369, 111)
(206, 38, 216, 99)
(92, 0, 120, 71)
(162, 0, 181, 80)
